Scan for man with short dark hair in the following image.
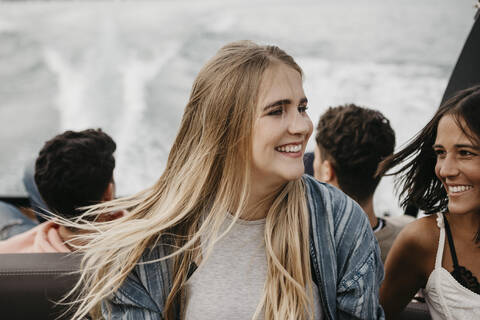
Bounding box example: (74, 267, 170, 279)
(313, 104, 413, 262)
(0, 129, 122, 252)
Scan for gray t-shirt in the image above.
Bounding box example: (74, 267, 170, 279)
(375, 215, 415, 263)
(183, 214, 323, 320)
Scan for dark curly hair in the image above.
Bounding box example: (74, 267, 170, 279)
(378, 84, 480, 215)
(34, 129, 116, 219)
(315, 104, 395, 203)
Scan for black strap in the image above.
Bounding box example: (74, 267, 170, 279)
(442, 213, 480, 294)
(310, 257, 319, 287)
(187, 262, 198, 280)
(442, 213, 460, 268)
(372, 217, 385, 232)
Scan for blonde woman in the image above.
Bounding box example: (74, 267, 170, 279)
(69, 41, 384, 320)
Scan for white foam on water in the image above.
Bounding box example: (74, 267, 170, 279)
(204, 13, 236, 33)
(118, 43, 181, 144)
(42, 11, 185, 194)
(43, 48, 86, 130)
(115, 43, 182, 194)
(0, 17, 15, 33)
(43, 17, 124, 133)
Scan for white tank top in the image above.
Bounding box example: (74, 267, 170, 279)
(422, 213, 480, 320)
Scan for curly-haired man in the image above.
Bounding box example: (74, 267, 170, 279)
(314, 104, 413, 262)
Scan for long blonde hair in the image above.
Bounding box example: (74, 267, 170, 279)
(68, 40, 314, 320)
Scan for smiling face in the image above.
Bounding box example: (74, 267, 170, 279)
(434, 114, 480, 216)
(250, 63, 313, 189)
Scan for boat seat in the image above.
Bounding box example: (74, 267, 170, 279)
(398, 301, 432, 320)
(0, 253, 81, 320)
(0, 252, 432, 320)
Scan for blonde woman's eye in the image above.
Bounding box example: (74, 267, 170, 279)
(267, 107, 283, 116)
(298, 105, 308, 113)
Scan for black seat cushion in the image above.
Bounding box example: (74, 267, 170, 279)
(398, 301, 432, 320)
(0, 253, 81, 320)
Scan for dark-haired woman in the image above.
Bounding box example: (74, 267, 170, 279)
(378, 85, 480, 319)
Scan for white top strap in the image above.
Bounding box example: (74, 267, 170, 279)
(435, 212, 445, 268)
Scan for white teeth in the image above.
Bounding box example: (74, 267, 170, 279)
(448, 185, 472, 193)
(276, 144, 302, 153)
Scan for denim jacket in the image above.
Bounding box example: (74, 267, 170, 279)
(103, 175, 384, 319)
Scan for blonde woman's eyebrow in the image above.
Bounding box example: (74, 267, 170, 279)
(263, 97, 308, 112)
(263, 99, 290, 112)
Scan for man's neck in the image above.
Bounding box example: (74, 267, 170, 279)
(359, 197, 379, 229)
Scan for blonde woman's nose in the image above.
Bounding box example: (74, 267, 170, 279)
(288, 113, 312, 136)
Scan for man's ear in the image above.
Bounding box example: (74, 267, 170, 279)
(96, 210, 124, 222)
(101, 182, 115, 202)
(320, 159, 336, 183)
